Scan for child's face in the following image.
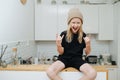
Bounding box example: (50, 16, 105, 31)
(70, 18, 82, 34)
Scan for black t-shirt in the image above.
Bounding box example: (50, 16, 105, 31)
(59, 31, 86, 59)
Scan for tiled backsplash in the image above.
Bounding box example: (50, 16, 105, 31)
(0, 35, 111, 64)
(0, 40, 37, 64)
(36, 35, 111, 58)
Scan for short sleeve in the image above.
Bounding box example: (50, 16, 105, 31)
(83, 32, 86, 38)
(60, 31, 66, 37)
(60, 31, 66, 47)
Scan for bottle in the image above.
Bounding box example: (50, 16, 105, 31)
(18, 57, 22, 65)
(12, 47, 18, 65)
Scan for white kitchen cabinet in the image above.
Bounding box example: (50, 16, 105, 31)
(117, 69, 120, 80)
(35, 4, 57, 40)
(0, 71, 107, 80)
(77, 5, 99, 34)
(110, 2, 120, 80)
(35, 3, 114, 40)
(58, 5, 99, 34)
(35, 4, 99, 40)
(97, 5, 114, 40)
(107, 68, 117, 80)
(116, 2, 120, 80)
(57, 5, 75, 34)
(118, 2, 120, 80)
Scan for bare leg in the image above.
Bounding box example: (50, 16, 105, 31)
(46, 60, 65, 80)
(79, 63, 97, 80)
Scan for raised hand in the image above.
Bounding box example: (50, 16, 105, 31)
(84, 34, 91, 55)
(56, 34, 64, 47)
(84, 34, 91, 45)
(84, 37, 90, 45)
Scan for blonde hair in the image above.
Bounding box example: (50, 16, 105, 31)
(66, 8, 84, 43)
(66, 24, 83, 43)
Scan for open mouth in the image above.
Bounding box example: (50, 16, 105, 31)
(73, 27, 78, 31)
(71, 27, 78, 33)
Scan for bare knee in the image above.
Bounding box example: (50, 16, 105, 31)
(80, 64, 97, 80)
(46, 68, 56, 79)
(87, 69, 97, 80)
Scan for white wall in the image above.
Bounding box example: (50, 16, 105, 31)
(110, 1, 120, 65)
(0, 0, 34, 43)
(110, 2, 120, 80)
(117, 2, 120, 67)
(109, 1, 119, 62)
(117, 2, 120, 80)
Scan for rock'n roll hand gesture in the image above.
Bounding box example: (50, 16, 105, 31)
(56, 34, 64, 47)
(84, 34, 91, 55)
(84, 36, 90, 45)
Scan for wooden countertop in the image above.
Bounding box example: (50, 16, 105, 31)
(0, 64, 114, 72)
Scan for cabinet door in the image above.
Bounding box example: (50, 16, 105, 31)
(35, 4, 57, 40)
(107, 68, 117, 80)
(118, 69, 120, 80)
(0, 71, 107, 80)
(97, 5, 114, 40)
(77, 5, 99, 34)
(96, 72, 107, 80)
(0, 71, 50, 80)
(58, 5, 99, 34)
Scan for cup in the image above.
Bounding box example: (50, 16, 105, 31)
(34, 58, 38, 65)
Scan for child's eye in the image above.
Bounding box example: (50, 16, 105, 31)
(72, 22, 75, 24)
(77, 22, 80, 24)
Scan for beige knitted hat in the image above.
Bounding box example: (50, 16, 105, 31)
(67, 8, 83, 24)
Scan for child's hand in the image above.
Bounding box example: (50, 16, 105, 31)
(84, 34, 91, 45)
(84, 37, 90, 44)
(56, 34, 64, 47)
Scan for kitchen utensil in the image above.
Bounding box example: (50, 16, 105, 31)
(111, 61, 116, 65)
(52, 55, 58, 62)
(86, 55, 97, 64)
(101, 54, 111, 65)
(1, 60, 7, 68)
(34, 57, 38, 64)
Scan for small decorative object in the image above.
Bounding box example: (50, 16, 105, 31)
(52, 55, 58, 62)
(20, 0, 27, 5)
(80, 0, 89, 4)
(51, 0, 56, 5)
(1, 61, 7, 68)
(0, 59, 2, 66)
(37, 0, 41, 4)
(62, 0, 67, 4)
(12, 47, 18, 65)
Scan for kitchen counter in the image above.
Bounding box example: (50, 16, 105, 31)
(0, 64, 113, 80)
(0, 64, 116, 72)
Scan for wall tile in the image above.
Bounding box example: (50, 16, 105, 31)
(0, 40, 37, 64)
